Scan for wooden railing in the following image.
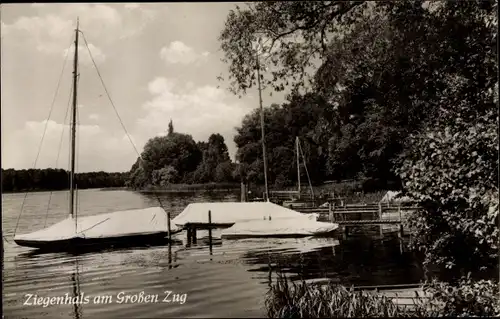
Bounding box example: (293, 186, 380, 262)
(297, 203, 419, 223)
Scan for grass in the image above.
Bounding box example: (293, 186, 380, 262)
(265, 268, 433, 318)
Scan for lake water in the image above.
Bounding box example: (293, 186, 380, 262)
(3, 189, 425, 318)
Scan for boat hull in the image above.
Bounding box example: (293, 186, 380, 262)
(14, 231, 172, 252)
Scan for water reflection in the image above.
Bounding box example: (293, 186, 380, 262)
(72, 258, 82, 319)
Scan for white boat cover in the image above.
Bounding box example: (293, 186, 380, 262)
(221, 214, 339, 238)
(14, 207, 179, 242)
(172, 201, 307, 227)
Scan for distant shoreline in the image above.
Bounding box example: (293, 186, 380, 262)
(2, 183, 242, 195)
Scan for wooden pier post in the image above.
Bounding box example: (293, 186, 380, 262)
(398, 205, 404, 253)
(398, 224, 404, 254)
(168, 240, 172, 269)
(208, 210, 213, 255)
(186, 227, 192, 246)
(167, 210, 172, 243)
(378, 202, 383, 237)
(329, 202, 334, 223)
(192, 227, 197, 244)
(343, 226, 349, 240)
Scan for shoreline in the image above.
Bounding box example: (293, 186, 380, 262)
(2, 183, 242, 195)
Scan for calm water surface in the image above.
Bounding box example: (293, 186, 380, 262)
(3, 189, 424, 318)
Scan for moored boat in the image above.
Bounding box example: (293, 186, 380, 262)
(221, 214, 339, 239)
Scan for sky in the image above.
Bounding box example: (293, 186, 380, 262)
(1, 3, 283, 173)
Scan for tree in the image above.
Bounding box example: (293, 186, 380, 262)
(234, 94, 331, 186)
(214, 162, 236, 183)
(168, 119, 174, 136)
(218, 1, 367, 96)
(191, 133, 232, 183)
(393, 2, 498, 311)
(140, 132, 202, 182)
(152, 166, 179, 186)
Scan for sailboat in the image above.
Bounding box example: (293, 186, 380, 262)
(282, 136, 316, 209)
(13, 20, 179, 251)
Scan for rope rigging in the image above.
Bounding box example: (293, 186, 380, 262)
(80, 31, 164, 209)
(298, 139, 315, 200)
(44, 84, 74, 228)
(10, 38, 74, 241)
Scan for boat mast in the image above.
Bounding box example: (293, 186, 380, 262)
(296, 136, 301, 199)
(69, 19, 79, 220)
(256, 45, 269, 202)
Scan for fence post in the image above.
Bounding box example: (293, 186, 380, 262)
(378, 202, 383, 237)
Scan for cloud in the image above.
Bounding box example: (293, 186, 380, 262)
(147, 77, 176, 95)
(2, 3, 157, 54)
(88, 113, 100, 121)
(3, 14, 74, 54)
(136, 77, 253, 159)
(159, 41, 210, 65)
(3, 119, 137, 172)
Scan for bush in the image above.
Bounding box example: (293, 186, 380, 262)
(423, 275, 500, 317)
(397, 109, 498, 277)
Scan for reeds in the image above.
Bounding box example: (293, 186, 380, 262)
(265, 269, 433, 318)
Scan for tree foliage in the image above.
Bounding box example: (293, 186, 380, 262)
(190, 133, 234, 183)
(389, 0, 499, 279)
(140, 132, 202, 183)
(234, 93, 330, 186)
(398, 108, 498, 278)
(219, 1, 367, 95)
(127, 131, 236, 188)
(168, 119, 174, 136)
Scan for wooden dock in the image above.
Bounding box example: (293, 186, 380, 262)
(296, 202, 419, 245)
(179, 201, 419, 251)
